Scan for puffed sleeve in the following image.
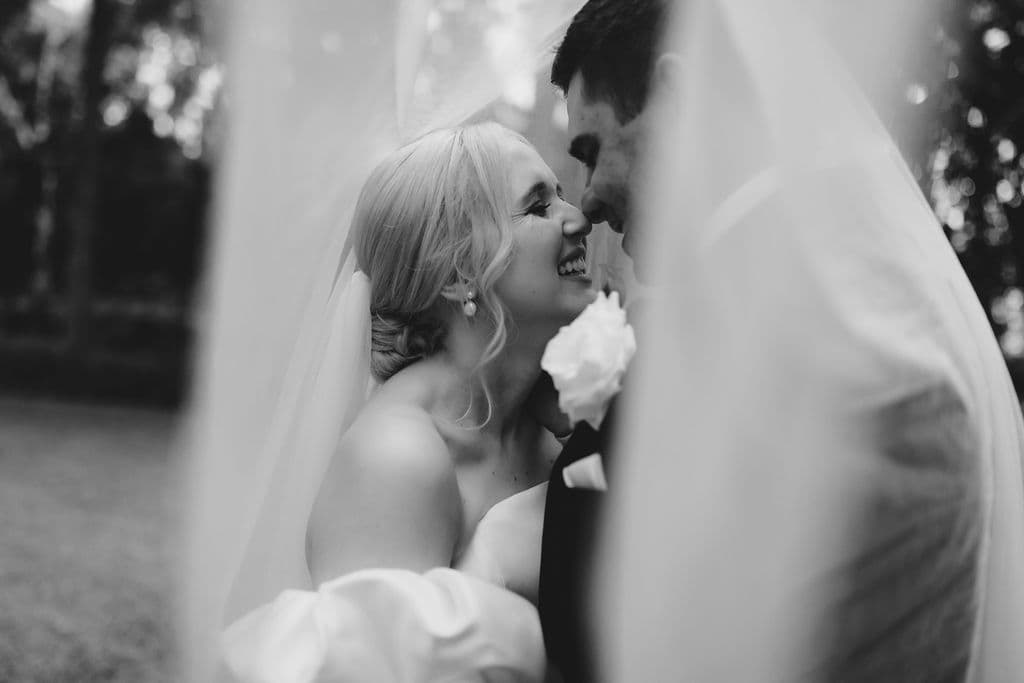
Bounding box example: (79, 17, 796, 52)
(222, 567, 547, 683)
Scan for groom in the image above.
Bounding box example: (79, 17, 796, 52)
(538, 1, 669, 680)
(539, 0, 991, 681)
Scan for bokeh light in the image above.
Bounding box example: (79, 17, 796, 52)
(983, 26, 1012, 51)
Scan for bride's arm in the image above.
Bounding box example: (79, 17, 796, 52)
(223, 408, 548, 683)
(307, 407, 461, 583)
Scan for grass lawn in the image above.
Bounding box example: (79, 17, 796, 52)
(0, 398, 179, 682)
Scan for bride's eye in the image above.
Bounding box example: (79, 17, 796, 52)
(528, 201, 551, 217)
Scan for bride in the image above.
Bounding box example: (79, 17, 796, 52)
(222, 122, 592, 681)
(308, 122, 591, 593)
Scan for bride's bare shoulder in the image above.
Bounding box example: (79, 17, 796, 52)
(352, 400, 438, 445)
(345, 365, 448, 458)
(337, 399, 450, 483)
(307, 378, 461, 580)
(317, 361, 459, 510)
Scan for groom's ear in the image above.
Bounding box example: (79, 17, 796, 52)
(652, 53, 685, 99)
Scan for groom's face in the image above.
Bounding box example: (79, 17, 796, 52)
(565, 73, 651, 262)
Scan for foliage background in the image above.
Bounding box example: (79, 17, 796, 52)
(1, 0, 1023, 405)
(0, 0, 215, 406)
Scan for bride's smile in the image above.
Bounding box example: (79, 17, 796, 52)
(557, 248, 588, 277)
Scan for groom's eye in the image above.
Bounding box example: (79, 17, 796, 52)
(573, 154, 596, 172)
(569, 134, 599, 171)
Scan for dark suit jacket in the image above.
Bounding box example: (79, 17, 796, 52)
(537, 380, 980, 683)
(538, 403, 618, 683)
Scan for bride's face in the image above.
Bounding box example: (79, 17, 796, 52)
(493, 139, 595, 327)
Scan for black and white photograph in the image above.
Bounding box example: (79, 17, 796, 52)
(3, 0, 1024, 681)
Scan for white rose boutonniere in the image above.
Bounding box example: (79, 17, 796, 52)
(540, 291, 636, 431)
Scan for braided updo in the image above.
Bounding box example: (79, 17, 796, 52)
(351, 123, 527, 382)
(368, 311, 446, 383)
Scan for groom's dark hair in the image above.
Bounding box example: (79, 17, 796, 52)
(551, 0, 670, 123)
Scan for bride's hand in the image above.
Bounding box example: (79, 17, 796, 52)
(456, 482, 548, 605)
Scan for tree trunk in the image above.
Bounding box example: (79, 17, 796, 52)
(29, 31, 62, 309)
(66, 0, 116, 357)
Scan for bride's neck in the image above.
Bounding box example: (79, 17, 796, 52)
(437, 319, 553, 436)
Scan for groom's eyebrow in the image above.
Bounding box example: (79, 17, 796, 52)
(569, 134, 599, 166)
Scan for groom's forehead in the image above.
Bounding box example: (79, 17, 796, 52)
(566, 73, 619, 136)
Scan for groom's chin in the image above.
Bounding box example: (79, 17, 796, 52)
(618, 224, 631, 250)
(627, 252, 660, 286)
(620, 233, 648, 284)
(630, 261, 649, 285)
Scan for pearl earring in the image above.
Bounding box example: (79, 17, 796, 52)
(463, 289, 477, 318)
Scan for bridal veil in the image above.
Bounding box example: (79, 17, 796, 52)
(181, 1, 585, 680)
(602, 0, 1024, 681)
(183, 0, 1024, 680)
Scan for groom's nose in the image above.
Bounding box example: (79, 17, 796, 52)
(581, 187, 610, 228)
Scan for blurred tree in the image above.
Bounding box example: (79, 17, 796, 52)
(66, 0, 115, 354)
(0, 1, 87, 310)
(2, 0, 1023, 401)
(0, 0, 218, 403)
(0, 0, 218, 301)
(915, 0, 1024, 367)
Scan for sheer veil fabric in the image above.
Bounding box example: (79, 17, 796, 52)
(602, 0, 1024, 681)
(181, 1, 584, 680)
(184, 0, 1024, 681)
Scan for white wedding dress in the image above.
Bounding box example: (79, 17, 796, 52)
(221, 485, 550, 683)
(223, 570, 541, 681)
(183, 0, 1024, 681)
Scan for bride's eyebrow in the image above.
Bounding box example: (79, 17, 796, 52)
(517, 181, 551, 207)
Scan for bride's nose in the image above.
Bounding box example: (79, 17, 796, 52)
(563, 204, 592, 240)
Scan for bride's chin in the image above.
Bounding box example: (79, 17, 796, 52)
(565, 292, 597, 318)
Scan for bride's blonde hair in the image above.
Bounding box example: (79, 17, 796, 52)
(352, 122, 526, 384)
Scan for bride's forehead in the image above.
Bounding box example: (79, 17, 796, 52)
(500, 139, 553, 189)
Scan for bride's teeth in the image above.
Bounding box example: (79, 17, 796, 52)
(558, 255, 587, 275)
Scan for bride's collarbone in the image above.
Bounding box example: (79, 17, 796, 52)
(355, 371, 553, 514)
(443, 428, 549, 503)
(436, 420, 544, 469)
